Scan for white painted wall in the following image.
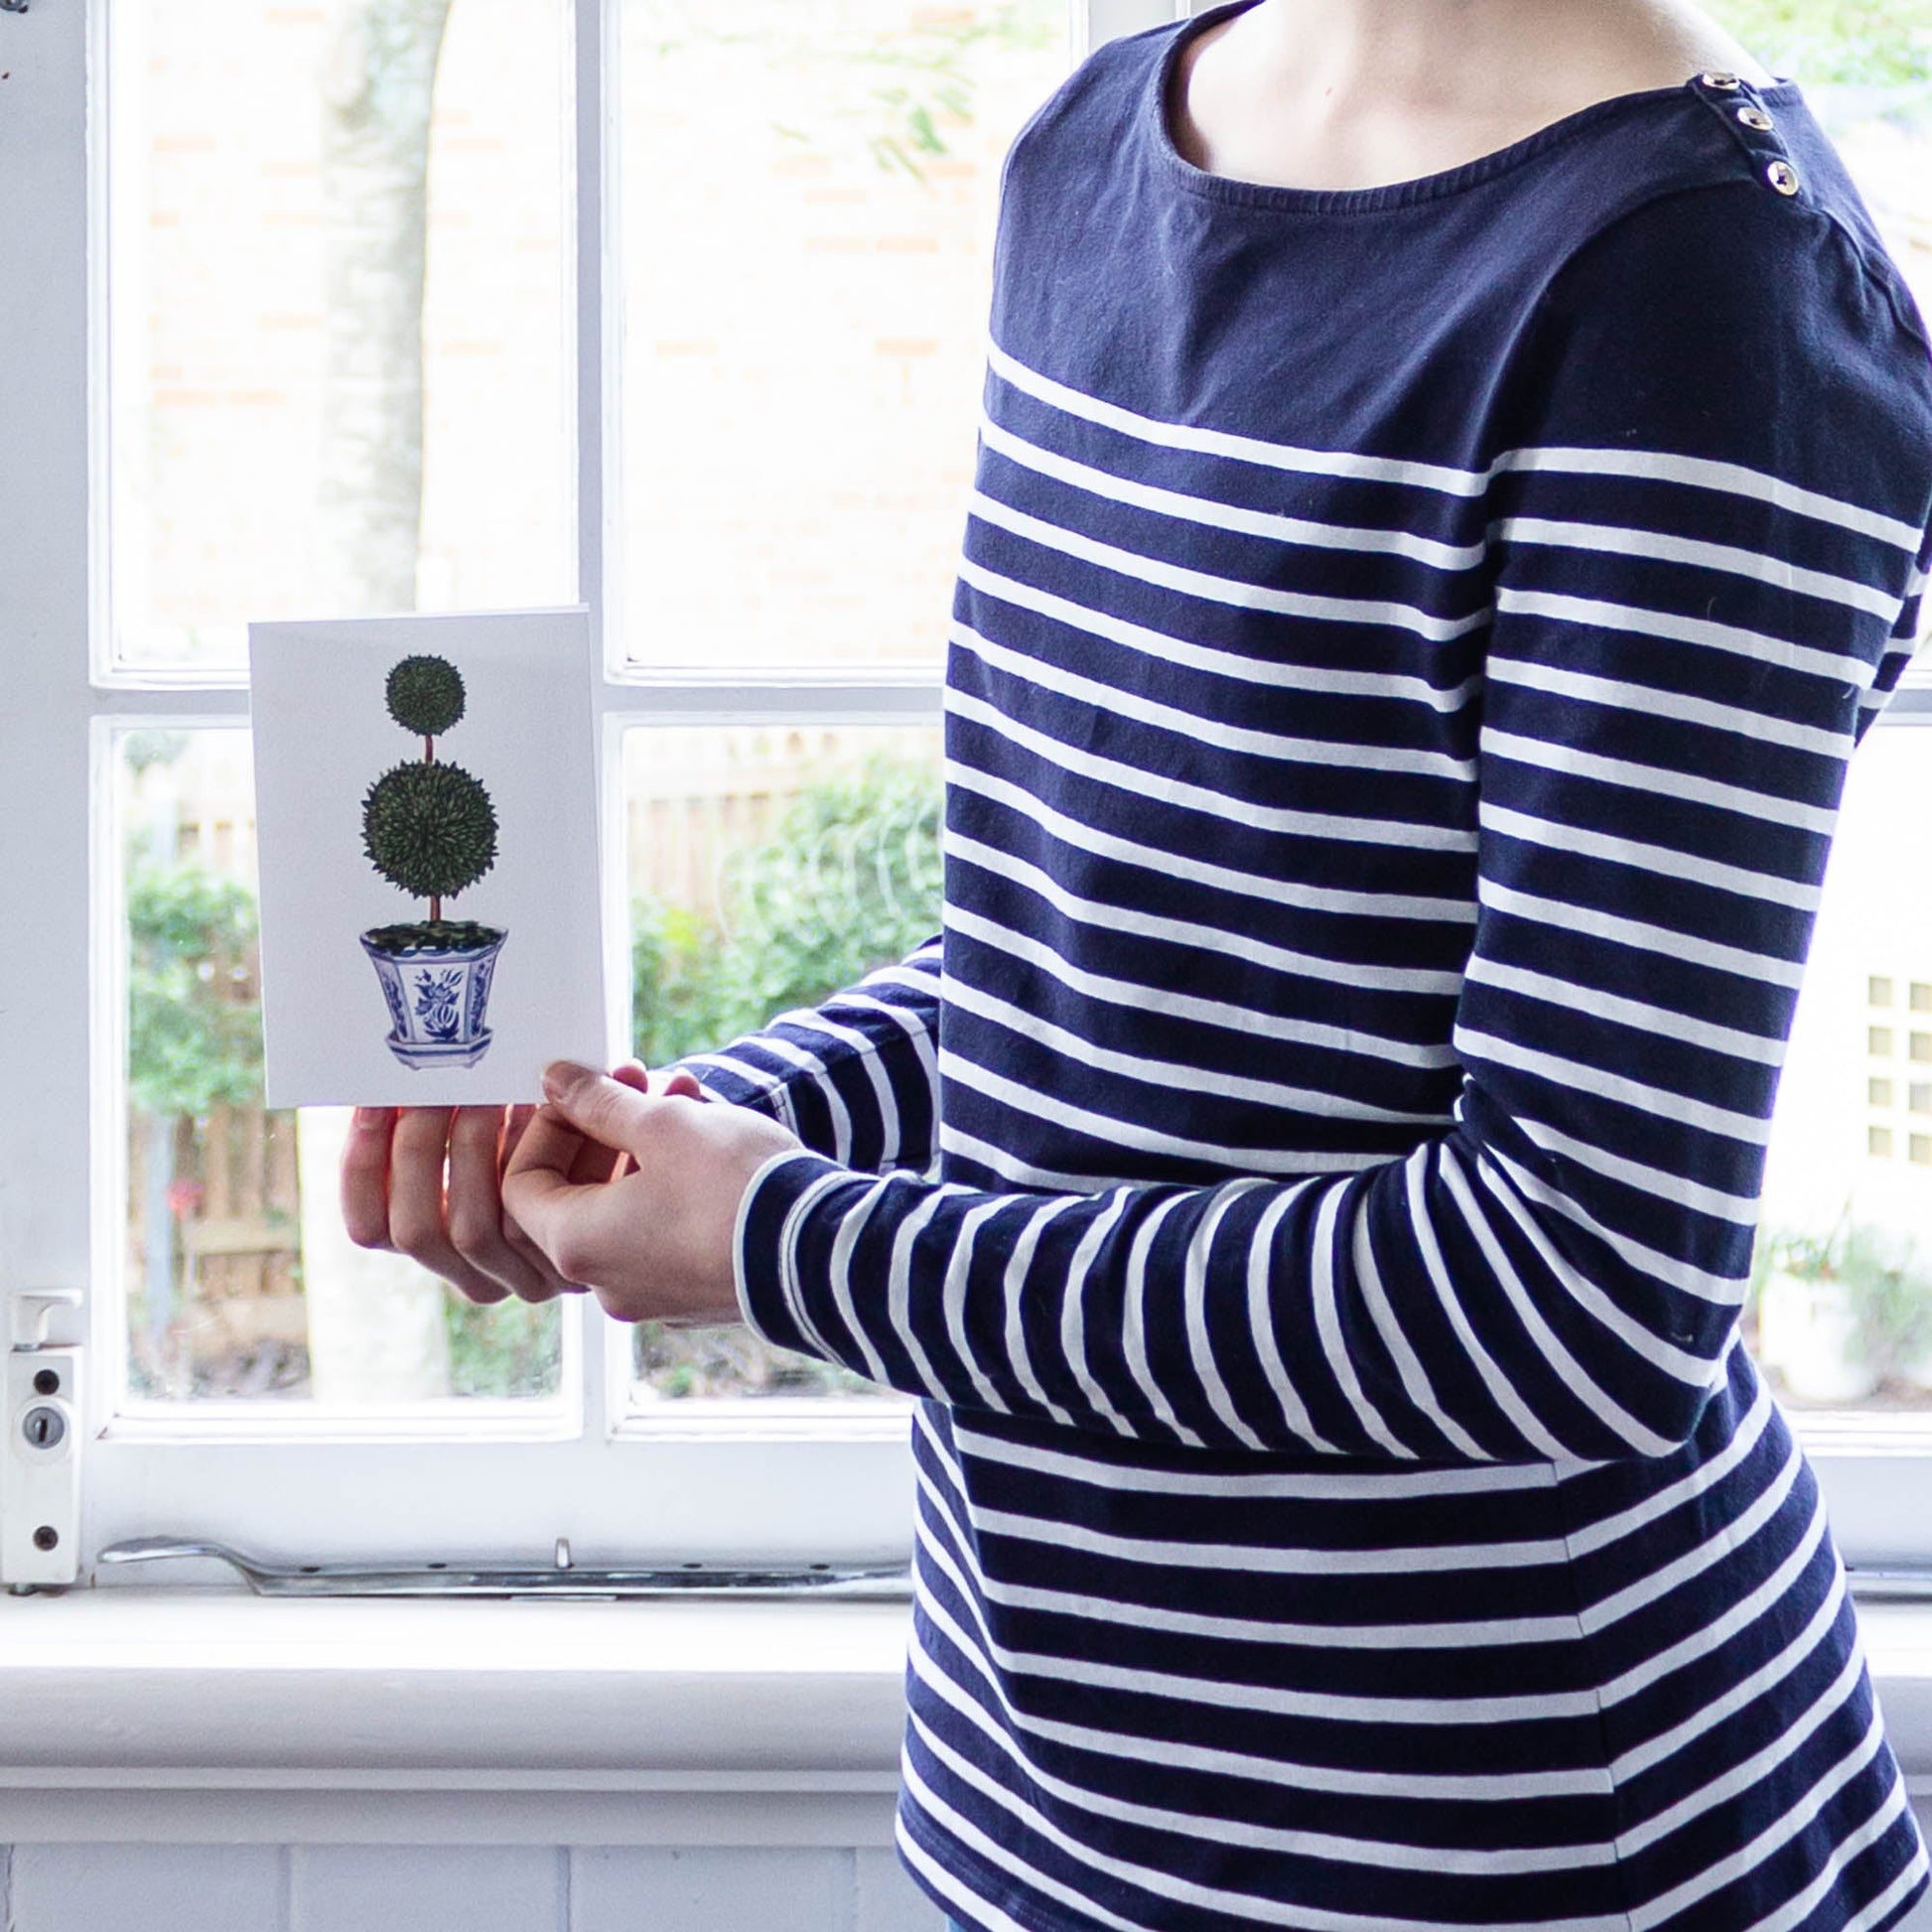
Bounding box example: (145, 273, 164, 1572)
(0, 1842, 945, 1932)
(4, 1815, 1930, 1929)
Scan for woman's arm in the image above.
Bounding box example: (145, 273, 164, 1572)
(729, 185, 1932, 1461)
(669, 932, 942, 1176)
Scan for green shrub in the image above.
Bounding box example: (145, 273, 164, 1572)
(127, 860, 266, 1115)
(1705, 0, 1932, 83)
(632, 749, 943, 1065)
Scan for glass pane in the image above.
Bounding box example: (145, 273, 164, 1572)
(118, 729, 563, 1404)
(108, 0, 573, 674)
(1754, 726, 1932, 1414)
(619, 0, 1066, 668)
(623, 723, 942, 1399)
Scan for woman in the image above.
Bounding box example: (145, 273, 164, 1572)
(345, 0, 1932, 1925)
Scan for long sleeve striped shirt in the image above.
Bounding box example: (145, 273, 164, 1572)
(686, 7, 1932, 1927)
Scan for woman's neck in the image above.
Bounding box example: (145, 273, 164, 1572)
(1171, 0, 1776, 193)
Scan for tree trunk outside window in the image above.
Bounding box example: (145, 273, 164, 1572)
(301, 0, 459, 1405)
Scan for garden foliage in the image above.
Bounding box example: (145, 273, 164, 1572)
(632, 749, 943, 1067)
(1708, 0, 1932, 83)
(130, 748, 941, 1399)
(128, 862, 266, 1116)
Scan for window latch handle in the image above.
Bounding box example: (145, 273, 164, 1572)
(10, 1288, 81, 1351)
(98, 1536, 912, 1599)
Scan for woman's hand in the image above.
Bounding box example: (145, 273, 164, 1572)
(340, 1060, 666, 1305)
(500, 1060, 803, 1325)
(340, 1098, 592, 1305)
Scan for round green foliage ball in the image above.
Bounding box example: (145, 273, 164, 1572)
(361, 759, 498, 901)
(385, 654, 467, 739)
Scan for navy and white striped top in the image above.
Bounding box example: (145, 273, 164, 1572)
(691, 6, 1932, 1926)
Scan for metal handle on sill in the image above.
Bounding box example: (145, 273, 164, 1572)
(97, 1536, 911, 1600)
(91, 1541, 1932, 1607)
(1846, 1568, 1932, 1604)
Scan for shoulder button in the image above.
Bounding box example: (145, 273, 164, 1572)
(1699, 69, 1742, 91)
(1766, 159, 1801, 197)
(1736, 105, 1775, 132)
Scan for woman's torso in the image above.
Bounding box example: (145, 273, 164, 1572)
(904, 7, 1932, 1928)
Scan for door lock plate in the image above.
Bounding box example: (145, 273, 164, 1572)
(4, 1289, 83, 1590)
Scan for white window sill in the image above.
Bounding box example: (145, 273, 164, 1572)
(0, 1588, 910, 1845)
(0, 1588, 1926, 1847)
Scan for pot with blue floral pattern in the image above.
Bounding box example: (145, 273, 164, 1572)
(360, 919, 507, 1069)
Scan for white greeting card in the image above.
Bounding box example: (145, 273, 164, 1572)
(249, 609, 609, 1108)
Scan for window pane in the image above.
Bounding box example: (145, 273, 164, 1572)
(1755, 726, 1932, 1415)
(109, 0, 573, 674)
(623, 723, 941, 1399)
(118, 730, 563, 1404)
(619, 0, 1066, 668)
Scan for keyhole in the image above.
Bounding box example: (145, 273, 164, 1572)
(21, 1406, 66, 1450)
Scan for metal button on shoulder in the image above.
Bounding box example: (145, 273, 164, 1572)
(1766, 159, 1801, 196)
(1700, 69, 1742, 90)
(1736, 105, 1775, 131)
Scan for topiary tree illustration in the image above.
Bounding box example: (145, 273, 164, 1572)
(361, 653, 499, 943)
(358, 652, 507, 1069)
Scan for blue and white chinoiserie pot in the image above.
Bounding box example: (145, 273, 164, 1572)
(359, 922, 508, 1070)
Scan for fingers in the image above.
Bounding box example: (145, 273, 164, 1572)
(539, 1059, 657, 1160)
(569, 1069, 632, 1183)
(343, 1089, 647, 1308)
(498, 1104, 587, 1295)
(341, 1107, 399, 1250)
(499, 1102, 539, 1185)
(510, 1060, 701, 1247)
(499, 1106, 597, 1268)
(446, 1106, 564, 1304)
(573, 1059, 655, 1181)
(387, 1107, 513, 1307)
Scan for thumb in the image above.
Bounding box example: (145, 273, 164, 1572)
(540, 1058, 658, 1156)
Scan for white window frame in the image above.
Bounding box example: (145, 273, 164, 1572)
(2, 0, 1928, 1581)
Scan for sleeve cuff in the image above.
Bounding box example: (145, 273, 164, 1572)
(683, 1058, 798, 1135)
(731, 1147, 852, 1355)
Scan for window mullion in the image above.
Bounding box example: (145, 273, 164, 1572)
(596, 678, 944, 726)
(0, 0, 95, 1386)
(572, 0, 612, 1453)
(579, 0, 616, 670)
